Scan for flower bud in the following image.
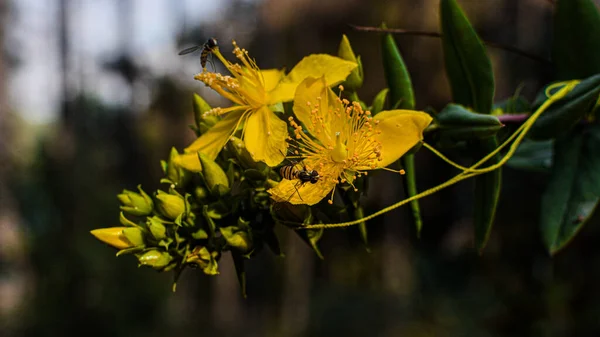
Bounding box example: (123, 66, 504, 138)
(122, 227, 145, 246)
(198, 152, 230, 196)
(137, 250, 173, 270)
(186, 246, 219, 275)
(166, 148, 190, 187)
(117, 185, 153, 216)
(146, 216, 168, 240)
(193, 93, 219, 134)
(337, 34, 363, 91)
(220, 226, 252, 253)
(227, 136, 266, 170)
(91, 227, 139, 250)
(155, 190, 186, 220)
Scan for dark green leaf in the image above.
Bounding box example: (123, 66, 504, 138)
(553, 0, 600, 80)
(437, 104, 503, 126)
(440, 0, 495, 114)
(473, 138, 501, 254)
(529, 74, 600, 140)
(506, 139, 554, 173)
(541, 124, 600, 254)
(381, 26, 423, 231)
(435, 104, 504, 141)
(401, 154, 423, 236)
(381, 27, 415, 109)
(493, 95, 531, 114)
(440, 0, 499, 253)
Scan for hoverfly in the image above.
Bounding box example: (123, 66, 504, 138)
(178, 37, 218, 69)
(278, 152, 320, 202)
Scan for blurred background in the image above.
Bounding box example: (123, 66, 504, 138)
(2, 0, 600, 336)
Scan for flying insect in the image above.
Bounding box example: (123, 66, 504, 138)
(178, 38, 218, 69)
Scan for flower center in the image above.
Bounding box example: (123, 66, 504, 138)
(330, 132, 347, 163)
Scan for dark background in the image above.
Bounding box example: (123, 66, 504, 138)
(2, 0, 600, 336)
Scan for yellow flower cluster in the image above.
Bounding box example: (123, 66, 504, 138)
(176, 40, 432, 206)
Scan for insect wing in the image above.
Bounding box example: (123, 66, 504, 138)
(178, 46, 201, 55)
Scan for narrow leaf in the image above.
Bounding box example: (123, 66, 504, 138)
(440, 0, 499, 253)
(473, 139, 501, 254)
(381, 27, 422, 231)
(553, 0, 600, 80)
(381, 28, 415, 109)
(529, 74, 600, 140)
(440, 0, 495, 114)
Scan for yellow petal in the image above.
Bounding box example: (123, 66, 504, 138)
(173, 152, 202, 172)
(291, 77, 343, 146)
(374, 110, 433, 168)
(243, 106, 288, 166)
(183, 109, 246, 169)
(268, 54, 357, 104)
(260, 69, 285, 92)
(268, 178, 337, 206)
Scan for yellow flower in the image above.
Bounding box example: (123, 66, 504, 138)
(268, 77, 432, 206)
(175, 40, 357, 170)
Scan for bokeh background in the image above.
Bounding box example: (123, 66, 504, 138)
(2, 0, 600, 336)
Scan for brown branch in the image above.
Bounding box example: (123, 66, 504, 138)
(350, 25, 551, 65)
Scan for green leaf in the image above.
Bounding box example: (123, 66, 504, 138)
(381, 27, 415, 109)
(436, 104, 504, 141)
(506, 139, 554, 173)
(370, 88, 389, 115)
(437, 104, 503, 126)
(401, 155, 423, 236)
(473, 139, 501, 254)
(529, 74, 600, 140)
(541, 124, 600, 254)
(440, 0, 495, 114)
(493, 95, 531, 114)
(440, 0, 499, 253)
(381, 26, 423, 232)
(553, 0, 600, 80)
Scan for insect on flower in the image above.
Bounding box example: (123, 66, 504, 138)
(268, 76, 433, 206)
(178, 38, 218, 70)
(173, 41, 358, 171)
(279, 152, 321, 202)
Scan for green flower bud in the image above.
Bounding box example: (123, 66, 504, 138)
(155, 190, 186, 220)
(194, 186, 209, 202)
(220, 226, 252, 253)
(338, 34, 363, 90)
(137, 250, 173, 270)
(186, 246, 219, 275)
(90, 227, 135, 250)
(117, 185, 153, 216)
(198, 152, 230, 196)
(122, 227, 145, 247)
(146, 216, 168, 240)
(227, 136, 266, 170)
(193, 93, 219, 134)
(166, 148, 190, 187)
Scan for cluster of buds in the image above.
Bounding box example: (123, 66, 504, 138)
(91, 95, 288, 295)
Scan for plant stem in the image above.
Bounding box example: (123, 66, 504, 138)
(350, 25, 550, 65)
